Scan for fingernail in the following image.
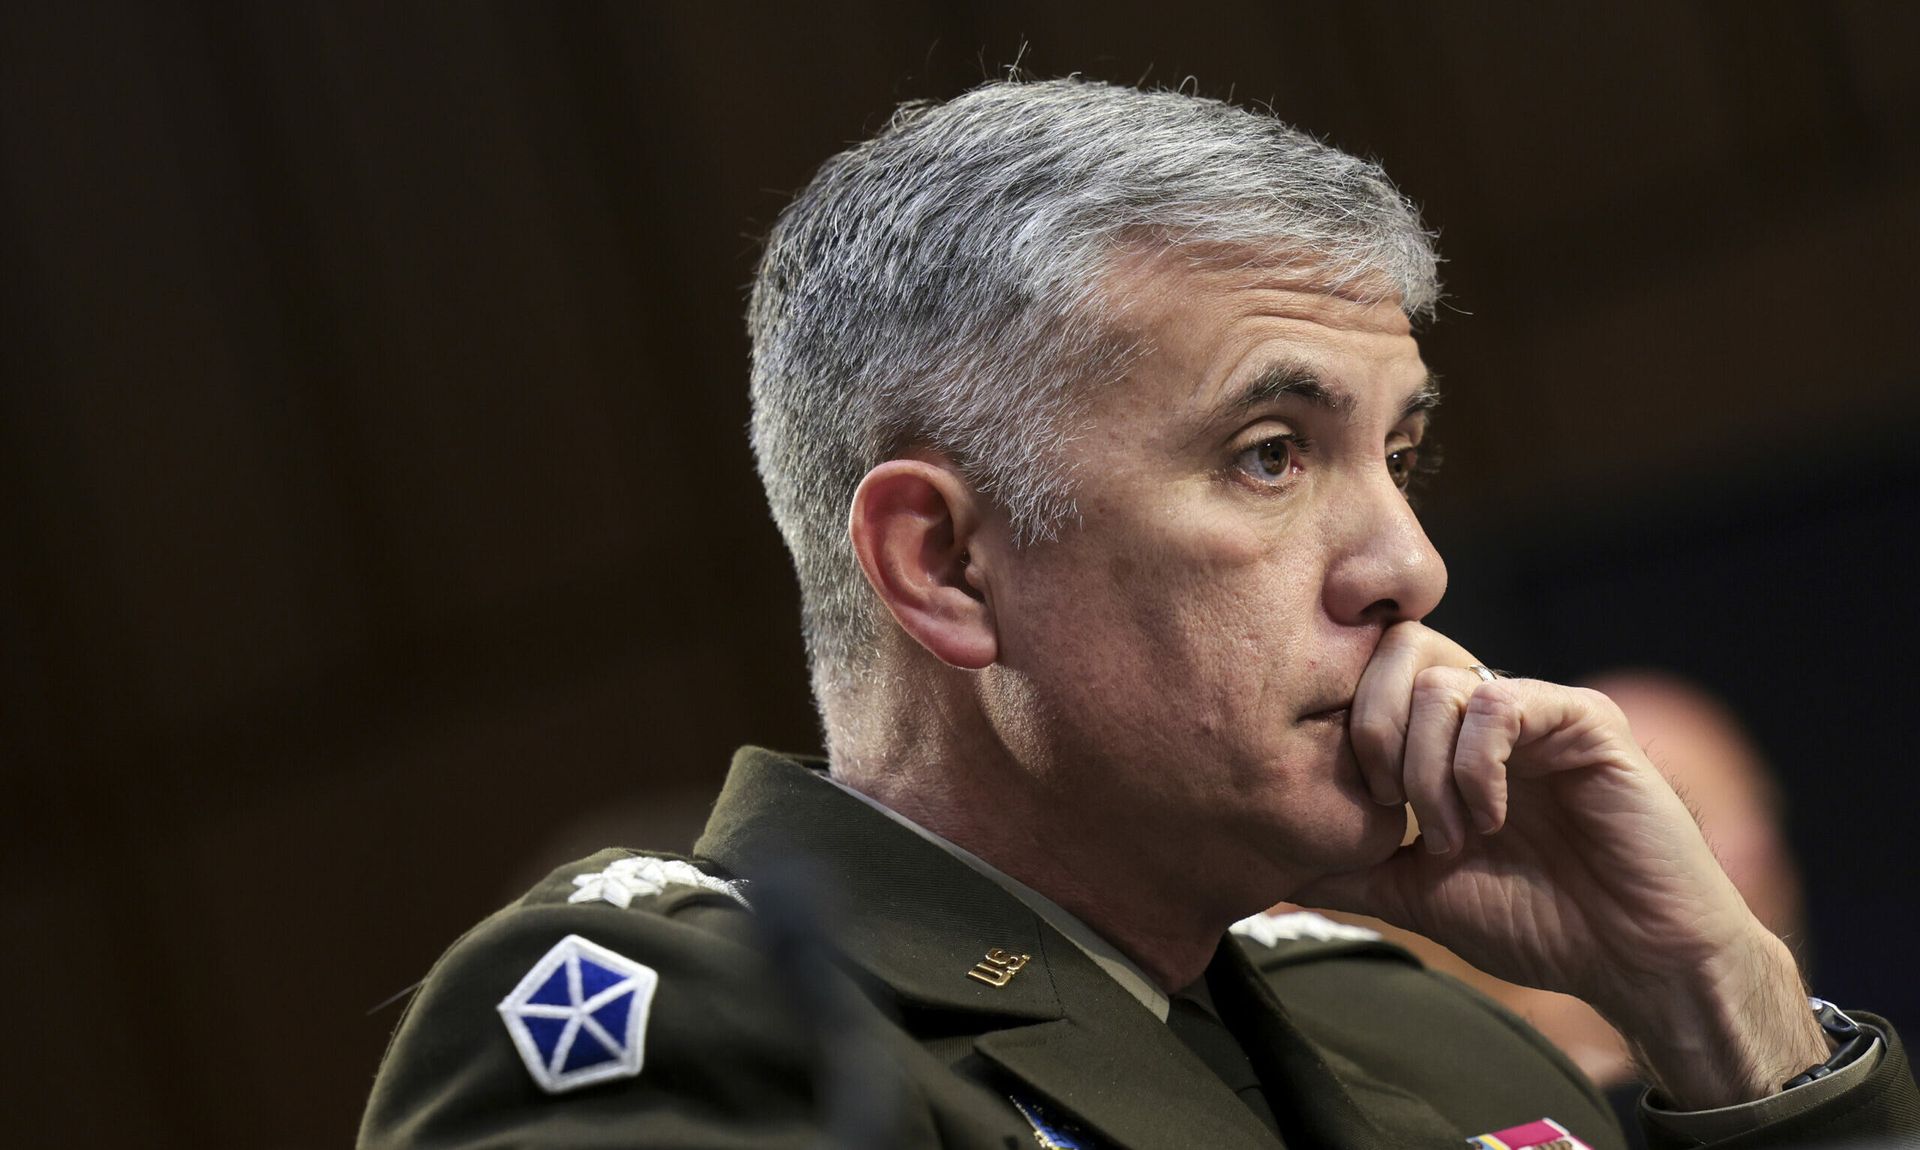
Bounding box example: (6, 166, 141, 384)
(1424, 832, 1452, 855)
(1373, 787, 1405, 806)
(1475, 811, 1499, 834)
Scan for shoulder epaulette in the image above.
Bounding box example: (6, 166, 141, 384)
(1230, 910, 1421, 969)
(521, 849, 750, 913)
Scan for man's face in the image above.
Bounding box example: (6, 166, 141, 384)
(983, 250, 1447, 892)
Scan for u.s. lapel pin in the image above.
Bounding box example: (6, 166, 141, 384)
(966, 946, 1031, 987)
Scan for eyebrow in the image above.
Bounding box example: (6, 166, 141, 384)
(1204, 362, 1443, 430)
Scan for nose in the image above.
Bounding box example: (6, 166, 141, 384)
(1322, 478, 1447, 626)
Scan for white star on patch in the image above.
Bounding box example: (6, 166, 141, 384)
(1230, 910, 1381, 947)
(568, 856, 749, 909)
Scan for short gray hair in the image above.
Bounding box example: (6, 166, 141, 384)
(747, 77, 1437, 707)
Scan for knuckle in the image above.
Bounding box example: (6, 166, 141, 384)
(1571, 685, 1628, 726)
(1410, 665, 1465, 704)
(1350, 715, 1398, 764)
(1452, 754, 1501, 785)
(1465, 682, 1522, 728)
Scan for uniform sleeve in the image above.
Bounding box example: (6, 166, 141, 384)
(358, 879, 829, 1149)
(1638, 1011, 1920, 1149)
(1240, 937, 1630, 1150)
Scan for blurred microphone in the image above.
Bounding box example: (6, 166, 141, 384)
(750, 855, 910, 1150)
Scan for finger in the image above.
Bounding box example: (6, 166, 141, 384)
(1403, 665, 1476, 854)
(1453, 681, 1522, 835)
(1348, 627, 1420, 805)
(1350, 622, 1474, 806)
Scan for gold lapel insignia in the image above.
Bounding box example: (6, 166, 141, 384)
(966, 947, 1031, 987)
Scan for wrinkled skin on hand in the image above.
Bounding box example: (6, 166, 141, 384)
(1295, 622, 1822, 1106)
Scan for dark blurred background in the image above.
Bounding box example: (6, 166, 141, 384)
(2, 3, 1915, 1146)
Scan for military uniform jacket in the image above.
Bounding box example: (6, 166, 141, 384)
(360, 748, 1920, 1149)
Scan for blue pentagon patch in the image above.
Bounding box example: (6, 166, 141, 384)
(497, 934, 658, 1093)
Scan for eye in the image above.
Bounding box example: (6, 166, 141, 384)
(1388, 438, 1442, 497)
(1233, 435, 1304, 485)
(1386, 444, 1420, 491)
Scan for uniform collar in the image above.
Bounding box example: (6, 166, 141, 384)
(818, 770, 1173, 1022)
(693, 746, 1067, 1022)
(692, 747, 1409, 1150)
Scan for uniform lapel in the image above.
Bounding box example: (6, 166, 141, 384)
(694, 748, 1280, 1150)
(973, 938, 1282, 1150)
(694, 747, 1062, 1021)
(1214, 938, 1464, 1150)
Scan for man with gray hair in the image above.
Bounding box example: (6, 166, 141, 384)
(360, 79, 1918, 1150)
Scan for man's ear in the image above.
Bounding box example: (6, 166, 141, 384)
(848, 458, 996, 670)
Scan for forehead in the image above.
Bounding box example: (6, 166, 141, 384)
(1094, 246, 1427, 421)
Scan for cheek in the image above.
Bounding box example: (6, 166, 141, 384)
(1129, 508, 1320, 657)
(1020, 512, 1325, 738)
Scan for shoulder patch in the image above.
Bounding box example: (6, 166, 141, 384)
(1230, 909, 1381, 947)
(568, 856, 749, 909)
(496, 934, 659, 1094)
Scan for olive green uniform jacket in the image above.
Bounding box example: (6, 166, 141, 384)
(360, 748, 1920, 1149)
